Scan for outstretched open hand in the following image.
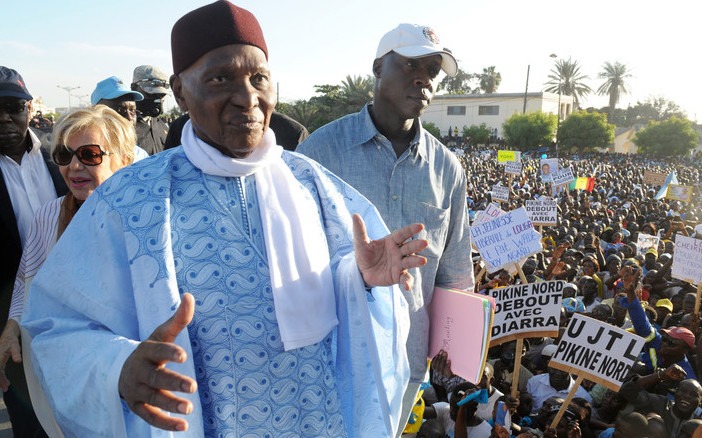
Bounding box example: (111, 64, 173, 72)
(352, 214, 428, 291)
(118, 293, 198, 432)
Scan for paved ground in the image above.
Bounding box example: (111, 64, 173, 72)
(0, 398, 11, 437)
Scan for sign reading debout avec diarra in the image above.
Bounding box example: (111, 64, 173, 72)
(488, 281, 563, 346)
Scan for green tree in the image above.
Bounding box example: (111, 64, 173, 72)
(437, 68, 475, 94)
(276, 100, 320, 130)
(634, 117, 699, 156)
(502, 112, 557, 151)
(340, 74, 374, 113)
(422, 121, 441, 138)
(558, 111, 614, 151)
(596, 61, 632, 120)
(544, 57, 592, 110)
(478, 66, 501, 93)
(462, 123, 492, 145)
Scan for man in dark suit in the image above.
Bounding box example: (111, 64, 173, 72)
(0, 66, 67, 437)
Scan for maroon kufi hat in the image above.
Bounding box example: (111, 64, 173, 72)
(171, 1, 268, 75)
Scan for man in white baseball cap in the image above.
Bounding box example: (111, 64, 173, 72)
(298, 23, 473, 435)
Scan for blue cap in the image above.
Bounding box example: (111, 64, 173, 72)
(90, 76, 143, 106)
(0, 66, 32, 100)
(562, 297, 585, 314)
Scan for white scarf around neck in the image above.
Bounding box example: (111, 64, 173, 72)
(182, 121, 337, 350)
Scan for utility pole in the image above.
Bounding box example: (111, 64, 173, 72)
(57, 85, 80, 111)
(522, 65, 530, 114)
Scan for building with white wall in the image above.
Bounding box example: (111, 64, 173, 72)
(422, 91, 575, 138)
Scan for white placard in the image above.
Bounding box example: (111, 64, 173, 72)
(505, 161, 523, 175)
(470, 207, 543, 273)
(472, 203, 506, 227)
(551, 167, 575, 186)
(525, 198, 558, 226)
(672, 235, 702, 285)
(550, 313, 646, 391)
(488, 281, 563, 344)
(492, 185, 510, 202)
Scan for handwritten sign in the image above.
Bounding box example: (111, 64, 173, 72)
(470, 207, 543, 273)
(429, 288, 494, 383)
(488, 281, 562, 346)
(550, 314, 645, 391)
(492, 185, 510, 202)
(672, 235, 702, 285)
(498, 150, 520, 163)
(504, 161, 523, 175)
(666, 184, 694, 202)
(636, 233, 660, 257)
(643, 170, 667, 186)
(551, 167, 575, 187)
(525, 198, 558, 226)
(473, 203, 506, 227)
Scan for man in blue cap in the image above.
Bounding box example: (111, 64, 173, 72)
(0, 65, 67, 437)
(90, 76, 144, 127)
(91, 76, 149, 161)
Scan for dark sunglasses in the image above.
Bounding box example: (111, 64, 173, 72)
(135, 78, 170, 89)
(52, 144, 111, 166)
(0, 100, 28, 115)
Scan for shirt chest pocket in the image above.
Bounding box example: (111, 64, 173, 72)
(412, 202, 450, 260)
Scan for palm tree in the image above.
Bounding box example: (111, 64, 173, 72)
(438, 68, 475, 94)
(544, 57, 592, 109)
(340, 74, 374, 113)
(597, 61, 632, 118)
(479, 66, 502, 93)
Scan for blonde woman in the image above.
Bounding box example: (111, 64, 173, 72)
(0, 105, 136, 435)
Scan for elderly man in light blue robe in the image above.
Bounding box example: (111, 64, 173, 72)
(20, 2, 428, 437)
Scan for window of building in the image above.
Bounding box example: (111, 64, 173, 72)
(478, 105, 499, 116)
(447, 106, 466, 116)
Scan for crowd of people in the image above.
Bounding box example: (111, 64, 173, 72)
(0, 1, 701, 437)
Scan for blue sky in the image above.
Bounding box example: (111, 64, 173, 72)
(3, 0, 699, 121)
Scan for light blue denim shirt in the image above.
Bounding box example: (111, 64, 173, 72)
(297, 104, 474, 381)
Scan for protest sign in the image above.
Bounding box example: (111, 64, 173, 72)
(540, 158, 558, 183)
(472, 203, 505, 227)
(492, 185, 510, 202)
(470, 207, 542, 273)
(488, 281, 563, 346)
(550, 313, 645, 391)
(551, 167, 575, 187)
(666, 184, 694, 202)
(497, 150, 520, 163)
(504, 161, 522, 175)
(429, 288, 495, 383)
(636, 233, 659, 257)
(672, 235, 702, 285)
(643, 170, 667, 186)
(525, 198, 558, 226)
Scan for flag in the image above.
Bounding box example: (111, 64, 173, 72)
(654, 171, 678, 200)
(569, 177, 595, 192)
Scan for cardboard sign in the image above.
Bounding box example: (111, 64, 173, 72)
(470, 207, 543, 273)
(492, 185, 510, 202)
(636, 233, 660, 257)
(551, 167, 575, 187)
(643, 170, 667, 186)
(504, 161, 523, 175)
(525, 198, 558, 226)
(497, 150, 520, 163)
(429, 288, 495, 383)
(488, 281, 563, 346)
(672, 235, 702, 285)
(550, 314, 646, 391)
(666, 184, 694, 202)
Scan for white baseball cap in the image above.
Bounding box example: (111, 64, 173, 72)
(376, 23, 458, 77)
